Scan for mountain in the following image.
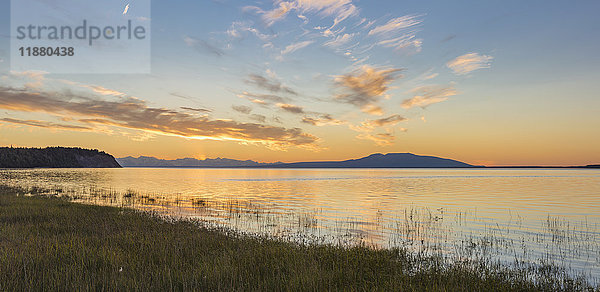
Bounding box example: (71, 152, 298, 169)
(116, 156, 279, 168)
(0, 147, 121, 168)
(267, 153, 476, 168)
(117, 153, 475, 168)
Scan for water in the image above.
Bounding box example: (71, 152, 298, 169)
(2, 168, 600, 282)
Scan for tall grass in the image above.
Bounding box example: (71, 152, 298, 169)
(1, 185, 598, 291)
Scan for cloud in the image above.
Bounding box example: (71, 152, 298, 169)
(180, 106, 212, 113)
(302, 114, 344, 126)
(422, 73, 438, 80)
(368, 15, 422, 36)
(323, 33, 356, 49)
(237, 91, 288, 106)
(277, 103, 305, 114)
(376, 34, 422, 53)
(257, 0, 358, 27)
(366, 15, 424, 53)
(447, 53, 494, 75)
(245, 74, 297, 95)
(261, 2, 294, 26)
(0, 118, 92, 131)
(370, 114, 407, 127)
(281, 40, 314, 55)
(249, 114, 267, 123)
(349, 114, 406, 133)
(232, 105, 252, 114)
(401, 84, 458, 109)
(334, 65, 403, 115)
(356, 133, 395, 146)
(183, 36, 225, 56)
(360, 104, 384, 116)
(0, 85, 319, 149)
(227, 21, 276, 42)
(83, 85, 127, 97)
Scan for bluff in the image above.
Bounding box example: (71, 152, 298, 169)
(0, 147, 121, 168)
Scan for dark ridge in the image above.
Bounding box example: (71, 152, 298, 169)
(117, 153, 474, 168)
(0, 146, 121, 168)
(265, 153, 476, 168)
(116, 156, 279, 168)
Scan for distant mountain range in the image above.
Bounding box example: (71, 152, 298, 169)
(116, 156, 279, 168)
(1, 148, 596, 169)
(117, 153, 477, 168)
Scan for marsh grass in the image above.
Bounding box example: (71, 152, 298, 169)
(1, 185, 598, 291)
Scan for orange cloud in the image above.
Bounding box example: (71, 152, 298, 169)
(0, 85, 319, 150)
(334, 65, 403, 115)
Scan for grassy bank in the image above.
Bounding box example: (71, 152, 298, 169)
(0, 186, 595, 291)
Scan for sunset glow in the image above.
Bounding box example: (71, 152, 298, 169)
(1, 0, 599, 166)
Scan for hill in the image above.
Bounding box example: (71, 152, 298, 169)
(268, 153, 475, 168)
(0, 147, 121, 168)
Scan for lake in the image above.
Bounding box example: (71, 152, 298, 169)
(2, 168, 599, 282)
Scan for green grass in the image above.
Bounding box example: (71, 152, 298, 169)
(0, 185, 596, 291)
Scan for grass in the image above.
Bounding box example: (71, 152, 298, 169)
(0, 185, 597, 291)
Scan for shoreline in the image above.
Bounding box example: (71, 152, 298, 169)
(1, 185, 596, 291)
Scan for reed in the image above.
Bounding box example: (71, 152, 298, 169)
(0, 185, 597, 291)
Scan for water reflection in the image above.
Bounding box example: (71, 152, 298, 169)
(1, 168, 599, 281)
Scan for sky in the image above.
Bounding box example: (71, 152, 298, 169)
(0, 0, 599, 166)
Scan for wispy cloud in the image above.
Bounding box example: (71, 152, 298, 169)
(245, 74, 297, 95)
(0, 117, 92, 131)
(376, 34, 422, 53)
(334, 65, 403, 115)
(369, 114, 407, 127)
(447, 53, 494, 75)
(349, 114, 406, 133)
(356, 133, 395, 146)
(237, 91, 288, 105)
(277, 103, 305, 114)
(183, 36, 225, 56)
(323, 33, 356, 49)
(180, 106, 212, 113)
(232, 105, 252, 114)
(367, 14, 424, 53)
(227, 21, 276, 42)
(249, 114, 267, 123)
(256, 0, 358, 27)
(281, 40, 314, 55)
(84, 85, 127, 97)
(368, 15, 422, 36)
(401, 84, 458, 109)
(302, 114, 344, 126)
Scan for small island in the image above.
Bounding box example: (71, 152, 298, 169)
(0, 147, 122, 168)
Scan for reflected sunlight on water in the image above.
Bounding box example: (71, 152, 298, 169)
(2, 168, 599, 282)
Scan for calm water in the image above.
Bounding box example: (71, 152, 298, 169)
(2, 168, 600, 281)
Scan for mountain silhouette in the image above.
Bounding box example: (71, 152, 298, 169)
(266, 153, 475, 168)
(118, 153, 475, 168)
(117, 156, 278, 168)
